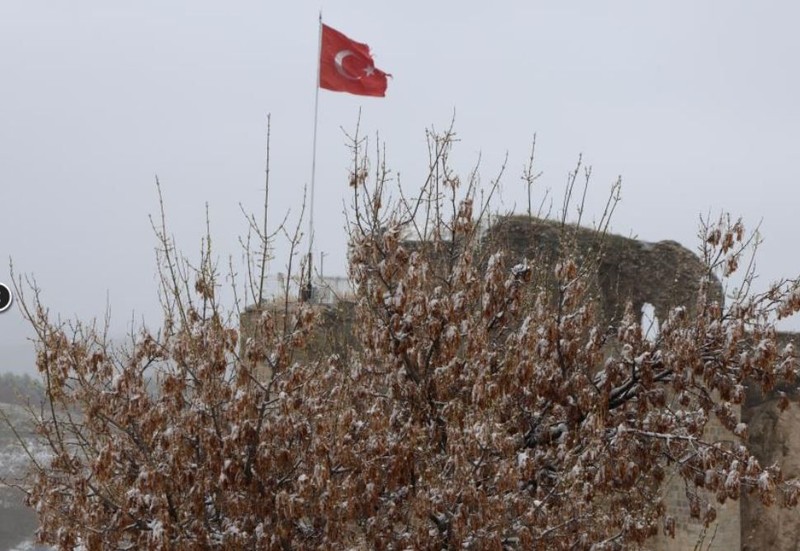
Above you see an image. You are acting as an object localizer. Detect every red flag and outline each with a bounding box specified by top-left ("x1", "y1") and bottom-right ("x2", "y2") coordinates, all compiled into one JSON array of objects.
[{"x1": 319, "y1": 24, "x2": 389, "y2": 97}]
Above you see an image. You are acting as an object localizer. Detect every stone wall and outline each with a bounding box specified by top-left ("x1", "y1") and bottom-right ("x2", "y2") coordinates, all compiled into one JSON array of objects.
[
  {"x1": 487, "y1": 217, "x2": 800, "y2": 550},
  {"x1": 483, "y1": 216, "x2": 723, "y2": 326},
  {"x1": 239, "y1": 298, "x2": 357, "y2": 382},
  {"x1": 740, "y1": 333, "x2": 800, "y2": 551},
  {"x1": 486, "y1": 217, "x2": 739, "y2": 550}
]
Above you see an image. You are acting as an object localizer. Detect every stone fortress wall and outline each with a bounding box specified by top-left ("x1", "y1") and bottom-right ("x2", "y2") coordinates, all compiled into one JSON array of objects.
[
  {"x1": 486, "y1": 217, "x2": 800, "y2": 550},
  {"x1": 487, "y1": 217, "x2": 739, "y2": 550}
]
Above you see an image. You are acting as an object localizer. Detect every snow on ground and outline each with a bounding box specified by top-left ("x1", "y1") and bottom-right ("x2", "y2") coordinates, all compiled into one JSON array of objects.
[{"x1": 0, "y1": 403, "x2": 51, "y2": 551}]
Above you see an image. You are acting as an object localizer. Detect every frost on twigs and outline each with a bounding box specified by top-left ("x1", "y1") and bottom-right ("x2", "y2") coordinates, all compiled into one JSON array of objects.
[{"x1": 7, "y1": 128, "x2": 800, "y2": 550}]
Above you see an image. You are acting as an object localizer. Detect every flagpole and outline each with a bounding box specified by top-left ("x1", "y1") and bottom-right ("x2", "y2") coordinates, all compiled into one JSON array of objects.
[{"x1": 305, "y1": 11, "x2": 323, "y2": 301}]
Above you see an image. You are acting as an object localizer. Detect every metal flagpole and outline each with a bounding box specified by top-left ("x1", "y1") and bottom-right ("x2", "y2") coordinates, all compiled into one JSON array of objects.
[{"x1": 305, "y1": 11, "x2": 323, "y2": 301}]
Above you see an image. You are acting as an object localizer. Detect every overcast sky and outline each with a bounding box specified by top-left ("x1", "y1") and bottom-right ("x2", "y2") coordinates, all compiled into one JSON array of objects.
[{"x1": 2, "y1": 1, "x2": 799, "y2": 375}]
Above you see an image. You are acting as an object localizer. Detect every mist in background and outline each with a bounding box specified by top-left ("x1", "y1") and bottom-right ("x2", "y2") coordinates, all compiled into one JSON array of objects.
[{"x1": 2, "y1": 1, "x2": 799, "y2": 376}]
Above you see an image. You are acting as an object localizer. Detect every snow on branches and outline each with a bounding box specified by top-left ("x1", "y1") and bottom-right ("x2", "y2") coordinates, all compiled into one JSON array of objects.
[{"x1": 6, "y1": 128, "x2": 800, "y2": 550}]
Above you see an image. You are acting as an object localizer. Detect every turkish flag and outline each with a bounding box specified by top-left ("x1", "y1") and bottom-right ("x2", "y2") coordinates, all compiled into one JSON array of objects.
[{"x1": 319, "y1": 24, "x2": 389, "y2": 97}]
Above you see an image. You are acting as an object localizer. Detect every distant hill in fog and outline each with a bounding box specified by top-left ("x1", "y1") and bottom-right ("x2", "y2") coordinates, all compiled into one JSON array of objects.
[
  {"x1": 0, "y1": 343, "x2": 36, "y2": 377},
  {"x1": 0, "y1": 374, "x2": 45, "y2": 408}
]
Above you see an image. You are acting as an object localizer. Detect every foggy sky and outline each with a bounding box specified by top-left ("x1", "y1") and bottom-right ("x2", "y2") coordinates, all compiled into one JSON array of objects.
[{"x1": 2, "y1": 1, "x2": 799, "y2": 375}]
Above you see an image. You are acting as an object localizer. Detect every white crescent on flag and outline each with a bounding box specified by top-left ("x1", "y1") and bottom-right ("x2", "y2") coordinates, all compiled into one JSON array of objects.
[{"x1": 334, "y1": 50, "x2": 361, "y2": 80}]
